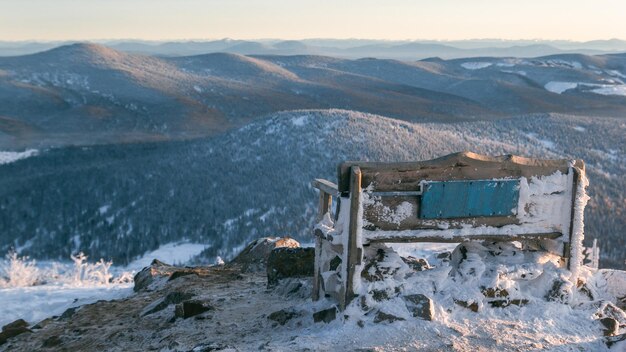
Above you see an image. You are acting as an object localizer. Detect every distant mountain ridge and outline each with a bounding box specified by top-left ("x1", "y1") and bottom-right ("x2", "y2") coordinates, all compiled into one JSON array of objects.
[
  {"x1": 1, "y1": 43, "x2": 626, "y2": 149},
  {"x1": 0, "y1": 109, "x2": 623, "y2": 269},
  {"x1": 3, "y1": 38, "x2": 626, "y2": 58}
]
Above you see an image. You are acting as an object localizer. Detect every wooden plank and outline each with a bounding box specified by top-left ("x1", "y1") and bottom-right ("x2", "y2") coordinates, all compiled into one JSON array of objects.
[
  {"x1": 312, "y1": 235, "x2": 321, "y2": 301},
  {"x1": 343, "y1": 166, "x2": 361, "y2": 310},
  {"x1": 565, "y1": 166, "x2": 580, "y2": 268},
  {"x1": 312, "y1": 192, "x2": 331, "y2": 301},
  {"x1": 420, "y1": 180, "x2": 520, "y2": 219},
  {"x1": 366, "y1": 232, "x2": 563, "y2": 243},
  {"x1": 312, "y1": 178, "x2": 339, "y2": 197},
  {"x1": 362, "y1": 193, "x2": 521, "y2": 231},
  {"x1": 317, "y1": 192, "x2": 332, "y2": 221},
  {"x1": 338, "y1": 152, "x2": 577, "y2": 192}
]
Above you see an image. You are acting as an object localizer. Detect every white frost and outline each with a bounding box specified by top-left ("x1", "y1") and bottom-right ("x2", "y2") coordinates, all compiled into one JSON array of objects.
[
  {"x1": 461, "y1": 62, "x2": 492, "y2": 70},
  {"x1": 544, "y1": 81, "x2": 578, "y2": 94},
  {"x1": 590, "y1": 84, "x2": 626, "y2": 96},
  {"x1": 125, "y1": 242, "x2": 208, "y2": 270},
  {"x1": 0, "y1": 149, "x2": 38, "y2": 165}
]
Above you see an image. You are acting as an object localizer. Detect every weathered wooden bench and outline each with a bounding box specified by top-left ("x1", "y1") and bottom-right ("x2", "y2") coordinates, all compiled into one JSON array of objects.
[{"x1": 311, "y1": 152, "x2": 588, "y2": 309}]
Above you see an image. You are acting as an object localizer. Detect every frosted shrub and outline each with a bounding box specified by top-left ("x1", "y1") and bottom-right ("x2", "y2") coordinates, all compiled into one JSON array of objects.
[
  {"x1": 0, "y1": 252, "x2": 41, "y2": 288},
  {"x1": 0, "y1": 251, "x2": 134, "y2": 288},
  {"x1": 89, "y1": 259, "x2": 113, "y2": 285}
]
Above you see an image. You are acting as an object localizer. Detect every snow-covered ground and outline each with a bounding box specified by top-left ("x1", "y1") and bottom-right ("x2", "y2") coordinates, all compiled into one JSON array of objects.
[
  {"x1": 0, "y1": 284, "x2": 132, "y2": 327},
  {"x1": 125, "y1": 242, "x2": 208, "y2": 271},
  {"x1": 545, "y1": 81, "x2": 578, "y2": 94},
  {"x1": 0, "y1": 242, "x2": 208, "y2": 327}
]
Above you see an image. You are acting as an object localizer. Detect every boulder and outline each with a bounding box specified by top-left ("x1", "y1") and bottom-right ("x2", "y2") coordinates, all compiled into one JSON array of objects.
[
  {"x1": 454, "y1": 299, "x2": 479, "y2": 312},
  {"x1": 133, "y1": 259, "x2": 176, "y2": 292},
  {"x1": 142, "y1": 291, "x2": 195, "y2": 316},
  {"x1": 313, "y1": 307, "x2": 337, "y2": 323},
  {"x1": 600, "y1": 317, "x2": 619, "y2": 337},
  {"x1": 403, "y1": 294, "x2": 434, "y2": 320},
  {"x1": 488, "y1": 299, "x2": 529, "y2": 308},
  {"x1": 133, "y1": 259, "x2": 211, "y2": 292},
  {"x1": 266, "y1": 247, "x2": 314, "y2": 287},
  {"x1": 42, "y1": 335, "x2": 63, "y2": 348},
  {"x1": 267, "y1": 309, "x2": 297, "y2": 326},
  {"x1": 0, "y1": 319, "x2": 31, "y2": 346},
  {"x1": 228, "y1": 237, "x2": 300, "y2": 273},
  {"x1": 545, "y1": 279, "x2": 572, "y2": 303},
  {"x1": 174, "y1": 300, "x2": 213, "y2": 319},
  {"x1": 373, "y1": 311, "x2": 405, "y2": 323},
  {"x1": 401, "y1": 256, "x2": 430, "y2": 271}
]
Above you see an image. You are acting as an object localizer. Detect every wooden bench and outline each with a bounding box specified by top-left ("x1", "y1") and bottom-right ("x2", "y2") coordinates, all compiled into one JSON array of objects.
[{"x1": 311, "y1": 152, "x2": 588, "y2": 309}]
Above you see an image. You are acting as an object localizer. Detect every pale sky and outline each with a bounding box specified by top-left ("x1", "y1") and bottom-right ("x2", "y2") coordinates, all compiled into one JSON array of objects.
[{"x1": 1, "y1": 0, "x2": 624, "y2": 42}]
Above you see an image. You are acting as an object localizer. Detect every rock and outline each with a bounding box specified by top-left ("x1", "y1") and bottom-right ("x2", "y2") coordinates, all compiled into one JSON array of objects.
[
  {"x1": 228, "y1": 237, "x2": 300, "y2": 273},
  {"x1": 454, "y1": 299, "x2": 479, "y2": 312},
  {"x1": 593, "y1": 301, "x2": 626, "y2": 327},
  {"x1": 373, "y1": 311, "x2": 405, "y2": 324},
  {"x1": 191, "y1": 342, "x2": 235, "y2": 351},
  {"x1": 59, "y1": 306, "x2": 80, "y2": 320},
  {"x1": 600, "y1": 317, "x2": 619, "y2": 337},
  {"x1": 42, "y1": 335, "x2": 63, "y2": 348},
  {"x1": 605, "y1": 333, "x2": 626, "y2": 348},
  {"x1": 488, "y1": 299, "x2": 529, "y2": 308},
  {"x1": 168, "y1": 270, "x2": 199, "y2": 282},
  {"x1": 401, "y1": 256, "x2": 430, "y2": 271},
  {"x1": 403, "y1": 294, "x2": 434, "y2": 321},
  {"x1": 545, "y1": 279, "x2": 572, "y2": 303},
  {"x1": 313, "y1": 307, "x2": 337, "y2": 323},
  {"x1": 266, "y1": 247, "x2": 314, "y2": 287},
  {"x1": 31, "y1": 318, "x2": 54, "y2": 330},
  {"x1": 370, "y1": 289, "x2": 391, "y2": 302},
  {"x1": 142, "y1": 291, "x2": 195, "y2": 316},
  {"x1": 481, "y1": 287, "x2": 509, "y2": 298},
  {"x1": 134, "y1": 259, "x2": 212, "y2": 292},
  {"x1": 133, "y1": 259, "x2": 176, "y2": 292},
  {"x1": 174, "y1": 300, "x2": 213, "y2": 319},
  {"x1": 436, "y1": 252, "x2": 452, "y2": 261},
  {"x1": 2, "y1": 319, "x2": 28, "y2": 331},
  {"x1": 267, "y1": 309, "x2": 297, "y2": 325},
  {"x1": 0, "y1": 319, "x2": 31, "y2": 346}
]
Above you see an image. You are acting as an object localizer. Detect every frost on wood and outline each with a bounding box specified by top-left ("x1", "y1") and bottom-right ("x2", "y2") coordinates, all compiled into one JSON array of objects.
[{"x1": 313, "y1": 153, "x2": 590, "y2": 313}]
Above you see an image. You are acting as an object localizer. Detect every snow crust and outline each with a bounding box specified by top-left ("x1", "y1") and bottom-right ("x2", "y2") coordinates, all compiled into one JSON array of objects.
[
  {"x1": 125, "y1": 242, "x2": 208, "y2": 270},
  {"x1": 461, "y1": 62, "x2": 492, "y2": 70},
  {"x1": 545, "y1": 81, "x2": 578, "y2": 94},
  {"x1": 591, "y1": 84, "x2": 626, "y2": 96},
  {"x1": 0, "y1": 284, "x2": 131, "y2": 327},
  {"x1": 0, "y1": 149, "x2": 38, "y2": 165}
]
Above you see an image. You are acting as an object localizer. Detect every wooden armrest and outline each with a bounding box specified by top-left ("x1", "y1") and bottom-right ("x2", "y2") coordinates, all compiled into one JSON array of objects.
[{"x1": 311, "y1": 178, "x2": 339, "y2": 197}]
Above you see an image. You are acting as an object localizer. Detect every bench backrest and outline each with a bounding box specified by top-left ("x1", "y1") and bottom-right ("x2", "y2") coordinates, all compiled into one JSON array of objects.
[{"x1": 338, "y1": 152, "x2": 584, "y2": 250}]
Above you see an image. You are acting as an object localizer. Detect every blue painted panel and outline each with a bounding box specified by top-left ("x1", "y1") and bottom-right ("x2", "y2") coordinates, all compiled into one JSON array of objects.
[{"x1": 420, "y1": 180, "x2": 519, "y2": 219}]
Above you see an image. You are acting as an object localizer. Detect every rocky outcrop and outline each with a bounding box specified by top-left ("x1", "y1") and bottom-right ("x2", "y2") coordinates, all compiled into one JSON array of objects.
[
  {"x1": 174, "y1": 300, "x2": 213, "y2": 319},
  {"x1": 0, "y1": 319, "x2": 31, "y2": 346},
  {"x1": 133, "y1": 259, "x2": 215, "y2": 292},
  {"x1": 266, "y1": 247, "x2": 314, "y2": 287},
  {"x1": 227, "y1": 237, "x2": 300, "y2": 273}
]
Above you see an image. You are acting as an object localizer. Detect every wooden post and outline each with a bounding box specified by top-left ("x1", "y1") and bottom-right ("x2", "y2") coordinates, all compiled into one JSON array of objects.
[
  {"x1": 343, "y1": 166, "x2": 361, "y2": 309},
  {"x1": 565, "y1": 167, "x2": 580, "y2": 270},
  {"x1": 312, "y1": 191, "x2": 332, "y2": 301}
]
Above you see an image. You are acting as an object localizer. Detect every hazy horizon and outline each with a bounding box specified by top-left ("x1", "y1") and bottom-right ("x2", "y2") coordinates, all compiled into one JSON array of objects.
[
  {"x1": 2, "y1": 37, "x2": 626, "y2": 44},
  {"x1": 2, "y1": 0, "x2": 626, "y2": 42}
]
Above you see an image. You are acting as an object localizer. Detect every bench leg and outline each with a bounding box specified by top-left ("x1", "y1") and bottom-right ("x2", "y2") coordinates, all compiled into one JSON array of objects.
[{"x1": 342, "y1": 166, "x2": 362, "y2": 310}]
